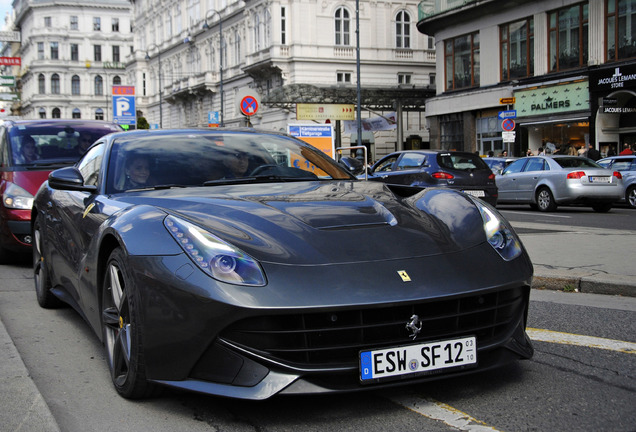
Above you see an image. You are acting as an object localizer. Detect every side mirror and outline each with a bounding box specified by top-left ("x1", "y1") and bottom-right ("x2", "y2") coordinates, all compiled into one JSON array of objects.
[
  {"x1": 339, "y1": 156, "x2": 365, "y2": 176},
  {"x1": 48, "y1": 167, "x2": 97, "y2": 193}
]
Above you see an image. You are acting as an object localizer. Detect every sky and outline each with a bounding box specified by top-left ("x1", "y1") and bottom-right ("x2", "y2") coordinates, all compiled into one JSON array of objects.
[{"x1": 0, "y1": 0, "x2": 11, "y2": 30}]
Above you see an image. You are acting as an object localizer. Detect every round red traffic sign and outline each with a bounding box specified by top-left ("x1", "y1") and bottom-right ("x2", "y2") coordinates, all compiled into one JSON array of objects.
[
  {"x1": 240, "y1": 96, "x2": 259, "y2": 116},
  {"x1": 502, "y1": 118, "x2": 515, "y2": 131}
]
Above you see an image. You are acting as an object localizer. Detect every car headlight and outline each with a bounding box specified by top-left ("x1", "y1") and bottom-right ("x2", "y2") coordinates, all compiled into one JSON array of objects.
[
  {"x1": 2, "y1": 183, "x2": 35, "y2": 210},
  {"x1": 164, "y1": 215, "x2": 266, "y2": 286},
  {"x1": 473, "y1": 199, "x2": 522, "y2": 261}
]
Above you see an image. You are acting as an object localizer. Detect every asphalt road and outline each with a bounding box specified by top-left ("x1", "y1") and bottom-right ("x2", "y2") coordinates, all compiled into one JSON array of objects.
[{"x1": 1, "y1": 208, "x2": 635, "y2": 431}]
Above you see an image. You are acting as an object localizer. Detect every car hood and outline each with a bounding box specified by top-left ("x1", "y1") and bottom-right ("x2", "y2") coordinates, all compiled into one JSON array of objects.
[{"x1": 117, "y1": 181, "x2": 487, "y2": 265}]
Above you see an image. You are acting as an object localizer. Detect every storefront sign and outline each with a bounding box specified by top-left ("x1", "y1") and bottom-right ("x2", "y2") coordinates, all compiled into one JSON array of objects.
[
  {"x1": 515, "y1": 81, "x2": 589, "y2": 118},
  {"x1": 590, "y1": 63, "x2": 636, "y2": 92},
  {"x1": 296, "y1": 103, "x2": 355, "y2": 121},
  {"x1": 0, "y1": 76, "x2": 15, "y2": 87}
]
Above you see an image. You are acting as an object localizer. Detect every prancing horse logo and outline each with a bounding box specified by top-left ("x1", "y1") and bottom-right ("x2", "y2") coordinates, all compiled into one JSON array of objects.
[{"x1": 405, "y1": 314, "x2": 423, "y2": 340}]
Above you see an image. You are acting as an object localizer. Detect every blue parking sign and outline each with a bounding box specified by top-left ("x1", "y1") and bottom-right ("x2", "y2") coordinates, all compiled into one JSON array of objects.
[{"x1": 112, "y1": 95, "x2": 136, "y2": 125}]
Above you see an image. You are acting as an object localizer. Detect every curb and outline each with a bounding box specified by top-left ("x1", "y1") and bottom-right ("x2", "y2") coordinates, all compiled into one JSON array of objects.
[{"x1": 532, "y1": 267, "x2": 636, "y2": 297}]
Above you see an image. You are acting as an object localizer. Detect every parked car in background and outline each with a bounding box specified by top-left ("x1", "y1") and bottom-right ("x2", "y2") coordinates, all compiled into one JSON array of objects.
[
  {"x1": 483, "y1": 157, "x2": 518, "y2": 175},
  {"x1": 0, "y1": 119, "x2": 122, "y2": 261},
  {"x1": 496, "y1": 155, "x2": 624, "y2": 212},
  {"x1": 597, "y1": 155, "x2": 636, "y2": 209},
  {"x1": 33, "y1": 128, "x2": 533, "y2": 400},
  {"x1": 366, "y1": 150, "x2": 498, "y2": 206}
]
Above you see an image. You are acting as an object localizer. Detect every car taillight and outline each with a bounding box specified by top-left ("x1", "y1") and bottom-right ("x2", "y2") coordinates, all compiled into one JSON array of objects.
[
  {"x1": 566, "y1": 171, "x2": 585, "y2": 179},
  {"x1": 613, "y1": 171, "x2": 622, "y2": 179},
  {"x1": 488, "y1": 173, "x2": 496, "y2": 180},
  {"x1": 432, "y1": 172, "x2": 454, "y2": 180}
]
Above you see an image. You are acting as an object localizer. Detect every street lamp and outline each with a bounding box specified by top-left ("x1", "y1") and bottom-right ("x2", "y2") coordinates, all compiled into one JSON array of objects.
[
  {"x1": 202, "y1": 10, "x2": 224, "y2": 127},
  {"x1": 145, "y1": 44, "x2": 162, "y2": 128}
]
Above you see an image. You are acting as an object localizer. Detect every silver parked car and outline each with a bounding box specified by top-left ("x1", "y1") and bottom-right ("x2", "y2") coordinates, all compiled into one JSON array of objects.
[
  {"x1": 597, "y1": 155, "x2": 636, "y2": 209},
  {"x1": 496, "y1": 155, "x2": 624, "y2": 212}
]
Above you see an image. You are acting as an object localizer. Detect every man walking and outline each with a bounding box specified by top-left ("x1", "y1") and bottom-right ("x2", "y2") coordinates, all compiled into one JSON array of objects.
[{"x1": 587, "y1": 144, "x2": 601, "y2": 161}]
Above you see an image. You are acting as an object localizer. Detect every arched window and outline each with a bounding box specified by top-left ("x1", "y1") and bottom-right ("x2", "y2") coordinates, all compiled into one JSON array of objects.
[
  {"x1": 95, "y1": 75, "x2": 103, "y2": 95},
  {"x1": 38, "y1": 74, "x2": 46, "y2": 94},
  {"x1": 72, "y1": 108, "x2": 81, "y2": 119},
  {"x1": 335, "y1": 7, "x2": 350, "y2": 46},
  {"x1": 38, "y1": 108, "x2": 46, "y2": 119},
  {"x1": 95, "y1": 108, "x2": 104, "y2": 120},
  {"x1": 396, "y1": 11, "x2": 411, "y2": 49},
  {"x1": 113, "y1": 75, "x2": 121, "y2": 85},
  {"x1": 72, "y1": 75, "x2": 80, "y2": 95},
  {"x1": 51, "y1": 73, "x2": 60, "y2": 94},
  {"x1": 52, "y1": 108, "x2": 61, "y2": 118}
]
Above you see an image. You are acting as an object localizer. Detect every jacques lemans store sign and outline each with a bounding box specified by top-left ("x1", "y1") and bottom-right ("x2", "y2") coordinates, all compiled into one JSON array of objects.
[
  {"x1": 590, "y1": 63, "x2": 636, "y2": 92},
  {"x1": 514, "y1": 81, "x2": 590, "y2": 118}
]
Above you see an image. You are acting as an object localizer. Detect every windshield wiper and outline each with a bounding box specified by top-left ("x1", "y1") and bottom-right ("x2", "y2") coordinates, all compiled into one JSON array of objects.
[{"x1": 203, "y1": 175, "x2": 316, "y2": 186}]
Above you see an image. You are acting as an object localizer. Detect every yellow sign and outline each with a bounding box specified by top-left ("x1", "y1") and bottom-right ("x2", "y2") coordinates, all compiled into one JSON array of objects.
[
  {"x1": 500, "y1": 97, "x2": 516, "y2": 104},
  {"x1": 296, "y1": 103, "x2": 355, "y2": 121}
]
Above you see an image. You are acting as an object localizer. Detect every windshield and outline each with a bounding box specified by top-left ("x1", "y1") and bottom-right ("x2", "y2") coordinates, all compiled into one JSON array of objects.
[
  {"x1": 106, "y1": 131, "x2": 354, "y2": 193},
  {"x1": 9, "y1": 122, "x2": 121, "y2": 166},
  {"x1": 437, "y1": 152, "x2": 489, "y2": 171}
]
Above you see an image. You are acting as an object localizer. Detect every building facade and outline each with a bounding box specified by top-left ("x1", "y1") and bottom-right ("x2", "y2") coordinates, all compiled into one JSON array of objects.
[
  {"x1": 10, "y1": 0, "x2": 133, "y2": 121},
  {"x1": 127, "y1": 0, "x2": 436, "y2": 161},
  {"x1": 417, "y1": 0, "x2": 636, "y2": 158}
]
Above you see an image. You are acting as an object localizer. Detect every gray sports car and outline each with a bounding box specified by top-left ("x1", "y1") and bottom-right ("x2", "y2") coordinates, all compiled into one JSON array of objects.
[
  {"x1": 32, "y1": 129, "x2": 533, "y2": 400},
  {"x1": 496, "y1": 155, "x2": 624, "y2": 212}
]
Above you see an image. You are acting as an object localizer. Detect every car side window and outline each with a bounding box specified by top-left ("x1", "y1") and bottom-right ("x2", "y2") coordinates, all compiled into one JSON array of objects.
[
  {"x1": 612, "y1": 161, "x2": 631, "y2": 171},
  {"x1": 77, "y1": 142, "x2": 105, "y2": 187},
  {"x1": 374, "y1": 155, "x2": 398, "y2": 173},
  {"x1": 523, "y1": 158, "x2": 545, "y2": 172},
  {"x1": 396, "y1": 154, "x2": 425, "y2": 171},
  {"x1": 502, "y1": 158, "x2": 526, "y2": 174}
]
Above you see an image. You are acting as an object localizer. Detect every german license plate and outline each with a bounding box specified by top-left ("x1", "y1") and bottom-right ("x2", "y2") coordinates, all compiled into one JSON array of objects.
[
  {"x1": 359, "y1": 336, "x2": 477, "y2": 383},
  {"x1": 464, "y1": 190, "x2": 485, "y2": 197},
  {"x1": 589, "y1": 176, "x2": 610, "y2": 183}
]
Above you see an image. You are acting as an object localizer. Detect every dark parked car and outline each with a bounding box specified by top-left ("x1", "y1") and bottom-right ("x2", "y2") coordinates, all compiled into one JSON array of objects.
[
  {"x1": 33, "y1": 129, "x2": 533, "y2": 400},
  {"x1": 496, "y1": 155, "x2": 624, "y2": 212},
  {"x1": 366, "y1": 150, "x2": 498, "y2": 206},
  {"x1": 0, "y1": 119, "x2": 122, "y2": 261},
  {"x1": 597, "y1": 155, "x2": 636, "y2": 208}
]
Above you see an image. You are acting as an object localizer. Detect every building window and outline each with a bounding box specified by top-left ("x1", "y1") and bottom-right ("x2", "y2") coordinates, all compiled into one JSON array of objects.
[
  {"x1": 112, "y1": 18, "x2": 119, "y2": 32},
  {"x1": 335, "y1": 7, "x2": 350, "y2": 46},
  {"x1": 72, "y1": 108, "x2": 81, "y2": 119},
  {"x1": 38, "y1": 74, "x2": 45, "y2": 94},
  {"x1": 72, "y1": 75, "x2": 80, "y2": 95},
  {"x1": 37, "y1": 42, "x2": 44, "y2": 60},
  {"x1": 428, "y1": 37, "x2": 435, "y2": 50},
  {"x1": 113, "y1": 76, "x2": 121, "y2": 85},
  {"x1": 281, "y1": 6, "x2": 287, "y2": 45},
  {"x1": 548, "y1": 3, "x2": 589, "y2": 72},
  {"x1": 94, "y1": 45, "x2": 102, "y2": 62},
  {"x1": 51, "y1": 74, "x2": 60, "y2": 94},
  {"x1": 95, "y1": 108, "x2": 104, "y2": 120},
  {"x1": 398, "y1": 73, "x2": 412, "y2": 85},
  {"x1": 445, "y1": 32, "x2": 480, "y2": 90},
  {"x1": 500, "y1": 18, "x2": 534, "y2": 81},
  {"x1": 70, "y1": 16, "x2": 78, "y2": 30},
  {"x1": 337, "y1": 72, "x2": 352, "y2": 83},
  {"x1": 606, "y1": 0, "x2": 636, "y2": 61},
  {"x1": 95, "y1": 75, "x2": 104, "y2": 95},
  {"x1": 113, "y1": 45, "x2": 120, "y2": 63},
  {"x1": 52, "y1": 108, "x2": 61, "y2": 119},
  {"x1": 71, "y1": 44, "x2": 79, "y2": 61},
  {"x1": 93, "y1": 17, "x2": 101, "y2": 31},
  {"x1": 39, "y1": 108, "x2": 46, "y2": 119},
  {"x1": 50, "y1": 42, "x2": 59, "y2": 60},
  {"x1": 396, "y1": 11, "x2": 411, "y2": 49},
  {"x1": 44, "y1": 17, "x2": 51, "y2": 27}
]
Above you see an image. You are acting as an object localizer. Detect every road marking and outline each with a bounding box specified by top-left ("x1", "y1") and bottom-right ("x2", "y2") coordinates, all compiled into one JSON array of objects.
[
  {"x1": 390, "y1": 394, "x2": 502, "y2": 431},
  {"x1": 527, "y1": 328, "x2": 636, "y2": 354}
]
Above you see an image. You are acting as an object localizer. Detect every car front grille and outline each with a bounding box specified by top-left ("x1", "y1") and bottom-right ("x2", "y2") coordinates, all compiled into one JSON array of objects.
[{"x1": 220, "y1": 286, "x2": 528, "y2": 368}]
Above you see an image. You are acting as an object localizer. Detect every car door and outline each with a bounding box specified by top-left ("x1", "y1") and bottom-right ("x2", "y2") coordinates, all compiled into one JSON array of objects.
[
  {"x1": 496, "y1": 158, "x2": 527, "y2": 201},
  {"x1": 367, "y1": 154, "x2": 399, "y2": 183},
  {"x1": 515, "y1": 157, "x2": 547, "y2": 202}
]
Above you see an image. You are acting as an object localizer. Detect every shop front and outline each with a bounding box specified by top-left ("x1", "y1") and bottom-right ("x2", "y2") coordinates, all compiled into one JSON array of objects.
[
  {"x1": 514, "y1": 79, "x2": 591, "y2": 156},
  {"x1": 589, "y1": 63, "x2": 636, "y2": 157}
]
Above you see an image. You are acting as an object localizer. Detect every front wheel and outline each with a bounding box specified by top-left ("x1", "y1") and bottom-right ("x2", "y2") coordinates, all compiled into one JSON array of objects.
[
  {"x1": 626, "y1": 185, "x2": 636, "y2": 209},
  {"x1": 102, "y1": 247, "x2": 157, "y2": 399},
  {"x1": 536, "y1": 187, "x2": 557, "y2": 212},
  {"x1": 33, "y1": 217, "x2": 62, "y2": 308}
]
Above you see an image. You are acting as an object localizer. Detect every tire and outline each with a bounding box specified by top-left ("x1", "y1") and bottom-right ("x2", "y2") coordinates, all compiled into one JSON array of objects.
[
  {"x1": 33, "y1": 217, "x2": 63, "y2": 308},
  {"x1": 626, "y1": 185, "x2": 636, "y2": 209},
  {"x1": 102, "y1": 247, "x2": 157, "y2": 399},
  {"x1": 536, "y1": 187, "x2": 557, "y2": 212},
  {"x1": 592, "y1": 203, "x2": 612, "y2": 213}
]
